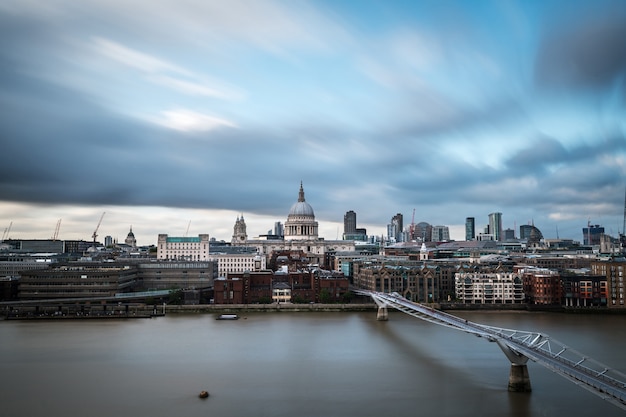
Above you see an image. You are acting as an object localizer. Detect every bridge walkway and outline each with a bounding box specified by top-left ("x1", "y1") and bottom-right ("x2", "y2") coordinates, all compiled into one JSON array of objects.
[{"x1": 357, "y1": 290, "x2": 626, "y2": 411}]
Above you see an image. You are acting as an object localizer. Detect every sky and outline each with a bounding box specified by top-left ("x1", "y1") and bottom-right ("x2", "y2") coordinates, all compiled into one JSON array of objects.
[{"x1": 1, "y1": 0, "x2": 626, "y2": 246}]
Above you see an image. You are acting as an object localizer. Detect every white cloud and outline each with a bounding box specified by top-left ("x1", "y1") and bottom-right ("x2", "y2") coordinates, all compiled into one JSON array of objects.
[
  {"x1": 92, "y1": 37, "x2": 188, "y2": 75},
  {"x1": 92, "y1": 38, "x2": 242, "y2": 101},
  {"x1": 152, "y1": 109, "x2": 236, "y2": 132},
  {"x1": 147, "y1": 75, "x2": 242, "y2": 100}
]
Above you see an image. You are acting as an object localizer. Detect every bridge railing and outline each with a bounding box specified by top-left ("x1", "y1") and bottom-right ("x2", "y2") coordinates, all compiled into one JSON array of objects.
[
  {"x1": 357, "y1": 289, "x2": 626, "y2": 409},
  {"x1": 478, "y1": 323, "x2": 626, "y2": 391}
]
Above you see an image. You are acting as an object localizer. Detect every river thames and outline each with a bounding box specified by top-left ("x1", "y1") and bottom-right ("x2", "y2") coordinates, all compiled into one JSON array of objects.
[{"x1": 1, "y1": 310, "x2": 625, "y2": 417}]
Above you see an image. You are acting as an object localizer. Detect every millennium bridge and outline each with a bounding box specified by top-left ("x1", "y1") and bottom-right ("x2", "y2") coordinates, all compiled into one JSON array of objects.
[{"x1": 356, "y1": 290, "x2": 626, "y2": 412}]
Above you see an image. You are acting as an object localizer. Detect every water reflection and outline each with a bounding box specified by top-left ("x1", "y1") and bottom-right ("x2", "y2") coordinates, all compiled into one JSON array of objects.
[{"x1": 0, "y1": 311, "x2": 624, "y2": 417}]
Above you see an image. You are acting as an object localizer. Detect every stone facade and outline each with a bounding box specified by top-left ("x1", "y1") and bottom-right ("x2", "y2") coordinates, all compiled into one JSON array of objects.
[{"x1": 157, "y1": 234, "x2": 210, "y2": 261}]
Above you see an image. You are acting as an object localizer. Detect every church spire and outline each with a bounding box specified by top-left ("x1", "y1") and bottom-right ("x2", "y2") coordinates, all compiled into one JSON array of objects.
[{"x1": 298, "y1": 181, "x2": 305, "y2": 202}]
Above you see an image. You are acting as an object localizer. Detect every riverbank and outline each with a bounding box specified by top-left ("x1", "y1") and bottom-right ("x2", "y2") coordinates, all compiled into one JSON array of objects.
[
  {"x1": 5, "y1": 301, "x2": 624, "y2": 319},
  {"x1": 164, "y1": 303, "x2": 378, "y2": 314}
]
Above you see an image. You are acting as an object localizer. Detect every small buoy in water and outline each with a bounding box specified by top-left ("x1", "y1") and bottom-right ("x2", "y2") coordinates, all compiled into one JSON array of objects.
[{"x1": 199, "y1": 390, "x2": 209, "y2": 399}]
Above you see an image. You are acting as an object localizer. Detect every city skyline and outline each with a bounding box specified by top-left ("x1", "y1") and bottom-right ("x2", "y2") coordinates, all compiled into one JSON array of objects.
[{"x1": 1, "y1": 1, "x2": 625, "y2": 246}]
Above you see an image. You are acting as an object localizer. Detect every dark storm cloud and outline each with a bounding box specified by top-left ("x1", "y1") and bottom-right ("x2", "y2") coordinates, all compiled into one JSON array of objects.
[
  {"x1": 507, "y1": 134, "x2": 626, "y2": 173},
  {"x1": 535, "y1": 9, "x2": 626, "y2": 89},
  {"x1": 506, "y1": 136, "x2": 567, "y2": 170},
  {"x1": 389, "y1": 94, "x2": 528, "y2": 143},
  {"x1": 0, "y1": 58, "x2": 348, "y2": 215}
]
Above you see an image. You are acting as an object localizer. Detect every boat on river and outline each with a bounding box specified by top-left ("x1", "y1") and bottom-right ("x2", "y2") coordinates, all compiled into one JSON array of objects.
[{"x1": 216, "y1": 314, "x2": 239, "y2": 320}]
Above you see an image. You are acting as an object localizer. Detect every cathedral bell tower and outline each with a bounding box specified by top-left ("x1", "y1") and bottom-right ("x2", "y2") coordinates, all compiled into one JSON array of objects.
[{"x1": 231, "y1": 215, "x2": 248, "y2": 245}]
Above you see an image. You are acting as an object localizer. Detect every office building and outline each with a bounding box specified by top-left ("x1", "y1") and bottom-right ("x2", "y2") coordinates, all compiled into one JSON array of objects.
[
  {"x1": 465, "y1": 217, "x2": 475, "y2": 241},
  {"x1": 583, "y1": 224, "x2": 604, "y2": 246},
  {"x1": 344, "y1": 211, "x2": 357, "y2": 235},
  {"x1": 388, "y1": 213, "x2": 403, "y2": 243},
  {"x1": 157, "y1": 234, "x2": 210, "y2": 261},
  {"x1": 431, "y1": 225, "x2": 450, "y2": 242},
  {"x1": 488, "y1": 212, "x2": 503, "y2": 241}
]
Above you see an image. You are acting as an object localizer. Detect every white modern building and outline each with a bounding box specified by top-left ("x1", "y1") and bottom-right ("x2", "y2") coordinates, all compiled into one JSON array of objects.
[
  {"x1": 455, "y1": 272, "x2": 524, "y2": 304},
  {"x1": 209, "y1": 252, "x2": 266, "y2": 277},
  {"x1": 157, "y1": 234, "x2": 210, "y2": 261}
]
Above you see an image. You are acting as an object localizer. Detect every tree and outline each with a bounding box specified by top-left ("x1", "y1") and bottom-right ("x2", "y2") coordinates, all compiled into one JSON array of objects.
[{"x1": 320, "y1": 289, "x2": 332, "y2": 304}]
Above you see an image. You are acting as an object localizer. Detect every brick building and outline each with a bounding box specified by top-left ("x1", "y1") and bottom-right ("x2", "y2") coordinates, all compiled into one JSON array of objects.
[
  {"x1": 213, "y1": 269, "x2": 349, "y2": 304},
  {"x1": 518, "y1": 267, "x2": 563, "y2": 305}
]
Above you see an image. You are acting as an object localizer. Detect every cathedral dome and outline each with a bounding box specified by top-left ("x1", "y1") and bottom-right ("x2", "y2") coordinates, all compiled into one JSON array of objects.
[
  {"x1": 289, "y1": 201, "x2": 315, "y2": 217},
  {"x1": 285, "y1": 182, "x2": 318, "y2": 240},
  {"x1": 288, "y1": 183, "x2": 315, "y2": 218}
]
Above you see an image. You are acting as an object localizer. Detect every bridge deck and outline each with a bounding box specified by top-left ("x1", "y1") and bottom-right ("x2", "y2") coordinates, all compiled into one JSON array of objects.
[{"x1": 358, "y1": 290, "x2": 626, "y2": 411}]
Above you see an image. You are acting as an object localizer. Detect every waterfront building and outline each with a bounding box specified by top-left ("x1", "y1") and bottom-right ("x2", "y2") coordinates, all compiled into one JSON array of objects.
[
  {"x1": 455, "y1": 272, "x2": 524, "y2": 304},
  {"x1": 210, "y1": 252, "x2": 266, "y2": 277},
  {"x1": 488, "y1": 212, "x2": 503, "y2": 241},
  {"x1": 213, "y1": 268, "x2": 349, "y2": 304},
  {"x1": 561, "y1": 273, "x2": 607, "y2": 307},
  {"x1": 18, "y1": 263, "x2": 138, "y2": 300},
  {"x1": 135, "y1": 261, "x2": 217, "y2": 293},
  {"x1": 465, "y1": 217, "x2": 475, "y2": 241},
  {"x1": 156, "y1": 234, "x2": 210, "y2": 261},
  {"x1": 352, "y1": 258, "x2": 440, "y2": 303},
  {"x1": 591, "y1": 260, "x2": 626, "y2": 308},
  {"x1": 518, "y1": 267, "x2": 562, "y2": 305}
]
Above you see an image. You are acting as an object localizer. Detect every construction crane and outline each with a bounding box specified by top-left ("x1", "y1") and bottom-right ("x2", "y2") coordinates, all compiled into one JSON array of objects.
[
  {"x1": 185, "y1": 220, "x2": 191, "y2": 237},
  {"x1": 52, "y1": 219, "x2": 62, "y2": 240},
  {"x1": 621, "y1": 187, "x2": 626, "y2": 252},
  {"x1": 1, "y1": 221, "x2": 12, "y2": 243},
  {"x1": 92, "y1": 212, "x2": 105, "y2": 246}
]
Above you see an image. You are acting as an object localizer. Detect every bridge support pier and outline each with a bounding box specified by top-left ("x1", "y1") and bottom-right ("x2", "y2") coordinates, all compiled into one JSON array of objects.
[
  {"x1": 376, "y1": 306, "x2": 388, "y2": 321},
  {"x1": 508, "y1": 364, "x2": 532, "y2": 392},
  {"x1": 496, "y1": 339, "x2": 532, "y2": 392}
]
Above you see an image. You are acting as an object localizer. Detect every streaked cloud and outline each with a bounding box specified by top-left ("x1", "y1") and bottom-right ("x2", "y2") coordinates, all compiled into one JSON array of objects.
[
  {"x1": 0, "y1": 0, "x2": 625, "y2": 245},
  {"x1": 151, "y1": 109, "x2": 236, "y2": 132}
]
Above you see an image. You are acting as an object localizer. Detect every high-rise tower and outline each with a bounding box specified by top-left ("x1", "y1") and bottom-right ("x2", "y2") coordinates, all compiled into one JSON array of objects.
[
  {"x1": 344, "y1": 211, "x2": 357, "y2": 235},
  {"x1": 388, "y1": 213, "x2": 403, "y2": 242},
  {"x1": 465, "y1": 217, "x2": 475, "y2": 241},
  {"x1": 488, "y1": 212, "x2": 503, "y2": 241}
]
